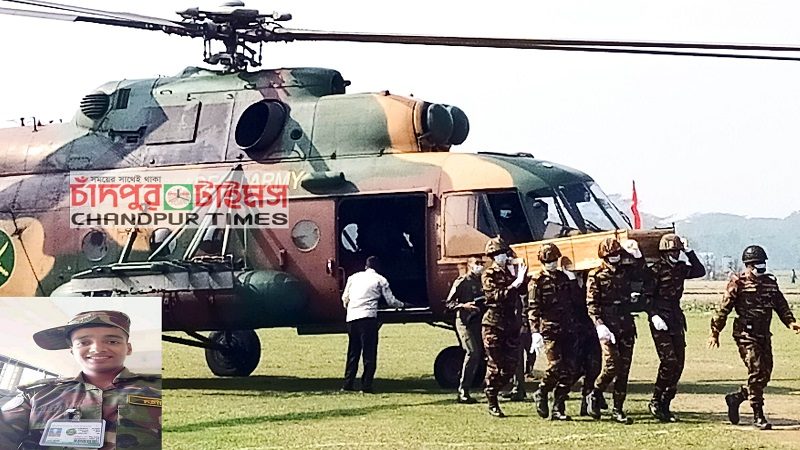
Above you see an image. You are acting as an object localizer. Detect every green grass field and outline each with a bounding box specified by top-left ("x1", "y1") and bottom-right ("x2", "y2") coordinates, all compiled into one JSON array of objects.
[{"x1": 163, "y1": 284, "x2": 800, "y2": 449}]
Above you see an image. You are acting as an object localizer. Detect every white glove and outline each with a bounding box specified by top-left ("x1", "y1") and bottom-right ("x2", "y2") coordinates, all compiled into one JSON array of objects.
[
  {"x1": 596, "y1": 324, "x2": 616, "y2": 344},
  {"x1": 680, "y1": 237, "x2": 691, "y2": 252},
  {"x1": 530, "y1": 332, "x2": 545, "y2": 356},
  {"x1": 651, "y1": 315, "x2": 668, "y2": 331},
  {"x1": 510, "y1": 263, "x2": 528, "y2": 289}
]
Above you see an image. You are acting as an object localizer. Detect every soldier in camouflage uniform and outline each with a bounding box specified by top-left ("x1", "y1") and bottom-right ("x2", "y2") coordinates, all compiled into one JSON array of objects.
[
  {"x1": 528, "y1": 243, "x2": 580, "y2": 421},
  {"x1": 481, "y1": 237, "x2": 527, "y2": 417},
  {"x1": 586, "y1": 237, "x2": 636, "y2": 424},
  {"x1": 0, "y1": 310, "x2": 161, "y2": 449},
  {"x1": 709, "y1": 245, "x2": 800, "y2": 430},
  {"x1": 646, "y1": 234, "x2": 705, "y2": 422},
  {"x1": 563, "y1": 255, "x2": 602, "y2": 419},
  {"x1": 445, "y1": 256, "x2": 486, "y2": 404},
  {"x1": 502, "y1": 269, "x2": 528, "y2": 403}
]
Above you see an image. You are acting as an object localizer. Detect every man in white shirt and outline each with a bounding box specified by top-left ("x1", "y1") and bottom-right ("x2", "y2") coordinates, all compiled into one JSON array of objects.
[{"x1": 341, "y1": 256, "x2": 407, "y2": 393}]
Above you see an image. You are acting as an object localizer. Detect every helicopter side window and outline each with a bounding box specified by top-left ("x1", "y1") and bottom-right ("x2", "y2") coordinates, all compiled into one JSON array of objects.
[
  {"x1": 484, "y1": 191, "x2": 533, "y2": 245},
  {"x1": 442, "y1": 193, "x2": 496, "y2": 257},
  {"x1": 442, "y1": 190, "x2": 531, "y2": 256},
  {"x1": 525, "y1": 189, "x2": 581, "y2": 239}
]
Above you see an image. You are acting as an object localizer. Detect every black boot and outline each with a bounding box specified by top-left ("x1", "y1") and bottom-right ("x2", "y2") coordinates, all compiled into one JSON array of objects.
[
  {"x1": 649, "y1": 389, "x2": 666, "y2": 422},
  {"x1": 487, "y1": 393, "x2": 505, "y2": 418},
  {"x1": 611, "y1": 408, "x2": 633, "y2": 425},
  {"x1": 612, "y1": 394, "x2": 633, "y2": 424},
  {"x1": 661, "y1": 392, "x2": 678, "y2": 423},
  {"x1": 725, "y1": 388, "x2": 746, "y2": 425},
  {"x1": 598, "y1": 392, "x2": 609, "y2": 410},
  {"x1": 586, "y1": 389, "x2": 602, "y2": 420},
  {"x1": 457, "y1": 389, "x2": 477, "y2": 404},
  {"x1": 649, "y1": 398, "x2": 666, "y2": 422},
  {"x1": 551, "y1": 386, "x2": 572, "y2": 421},
  {"x1": 533, "y1": 388, "x2": 549, "y2": 418},
  {"x1": 580, "y1": 391, "x2": 589, "y2": 417},
  {"x1": 752, "y1": 404, "x2": 772, "y2": 430}
]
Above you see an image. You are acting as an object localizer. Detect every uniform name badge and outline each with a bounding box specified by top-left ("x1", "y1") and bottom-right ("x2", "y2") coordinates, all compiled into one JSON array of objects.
[{"x1": 40, "y1": 418, "x2": 106, "y2": 448}]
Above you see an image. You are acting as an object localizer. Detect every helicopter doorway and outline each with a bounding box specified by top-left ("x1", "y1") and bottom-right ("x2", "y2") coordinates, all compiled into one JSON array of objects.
[{"x1": 337, "y1": 194, "x2": 429, "y2": 307}]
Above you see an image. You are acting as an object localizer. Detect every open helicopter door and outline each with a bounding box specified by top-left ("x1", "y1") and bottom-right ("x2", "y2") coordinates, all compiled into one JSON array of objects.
[{"x1": 336, "y1": 193, "x2": 430, "y2": 318}]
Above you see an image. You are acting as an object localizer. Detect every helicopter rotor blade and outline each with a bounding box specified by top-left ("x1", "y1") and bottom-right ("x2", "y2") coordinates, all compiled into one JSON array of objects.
[
  {"x1": 528, "y1": 44, "x2": 800, "y2": 62},
  {"x1": 0, "y1": 5, "x2": 74, "y2": 20},
  {"x1": 0, "y1": 5, "x2": 194, "y2": 35},
  {"x1": 0, "y1": 0, "x2": 191, "y2": 33},
  {"x1": 275, "y1": 29, "x2": 800, "y2": 61}
]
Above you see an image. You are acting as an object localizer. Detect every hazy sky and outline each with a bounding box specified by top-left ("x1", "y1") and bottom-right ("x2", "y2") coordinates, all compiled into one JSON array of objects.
[{"x1": 0, "y1": 0, "x2": 797, "y2": 218}]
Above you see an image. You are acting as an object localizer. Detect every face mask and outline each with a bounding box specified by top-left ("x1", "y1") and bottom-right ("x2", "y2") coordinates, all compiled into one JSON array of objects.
[
  {"x1": 544, "y1": 261, "x2": 558, "y2": 271},
  {"x1": 470, "y1": 264, "x2": 484, "y2": 275},
  {"x1": 493, "y1": 254, "x2": 509, "y2": 266},
  {"x1": 753, "y1": 263, "x2": 767, "y2": 274},
  {"x1": 606, "y1": 255, "x2": 621, "y2": 264}
]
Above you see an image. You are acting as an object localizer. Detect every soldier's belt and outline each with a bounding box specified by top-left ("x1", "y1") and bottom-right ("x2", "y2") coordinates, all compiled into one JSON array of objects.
[{"x1": 733, "y1": 317, "x2": 770, "y2": 335}]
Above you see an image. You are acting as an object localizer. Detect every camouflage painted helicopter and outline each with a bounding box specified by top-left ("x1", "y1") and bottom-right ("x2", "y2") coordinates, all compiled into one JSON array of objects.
[{"x1": 1, "y1": 0, "x2": 798, "y2": 387}]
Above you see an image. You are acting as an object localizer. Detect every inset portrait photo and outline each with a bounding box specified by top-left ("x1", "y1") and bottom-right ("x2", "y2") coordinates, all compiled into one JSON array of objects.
[{"x1": 0, "y1": 297, "x2": 161, "y2": 449}]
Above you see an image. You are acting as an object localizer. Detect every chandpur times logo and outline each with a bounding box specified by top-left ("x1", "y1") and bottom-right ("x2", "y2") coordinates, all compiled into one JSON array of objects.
[{"x1": 68, "y1": 170, "x2": 297, "y2": 228}]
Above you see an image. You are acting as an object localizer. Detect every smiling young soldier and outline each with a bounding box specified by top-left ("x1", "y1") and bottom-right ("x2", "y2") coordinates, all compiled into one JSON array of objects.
[{"x1": 0, "y1": 310, "x2": 161, "y2": 449}]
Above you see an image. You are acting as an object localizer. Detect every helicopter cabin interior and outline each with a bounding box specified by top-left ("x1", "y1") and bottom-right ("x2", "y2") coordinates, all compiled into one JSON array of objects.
[{"x1": 337, "y1": 194, "x2": 428, "y2": 307}]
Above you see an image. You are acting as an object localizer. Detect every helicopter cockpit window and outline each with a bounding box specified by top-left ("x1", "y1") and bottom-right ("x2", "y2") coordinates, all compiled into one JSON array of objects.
[
  {"x1": 557, "y1": 182, "x2": 629, "y2": 232},
  {"x1": 524, "y1": 189, "x2": 580, "y2": 240}
]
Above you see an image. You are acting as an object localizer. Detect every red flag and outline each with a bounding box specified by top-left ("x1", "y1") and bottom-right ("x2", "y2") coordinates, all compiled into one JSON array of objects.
[{"x1": 631, "y1": 180, "x2": 642, "y2": 229}]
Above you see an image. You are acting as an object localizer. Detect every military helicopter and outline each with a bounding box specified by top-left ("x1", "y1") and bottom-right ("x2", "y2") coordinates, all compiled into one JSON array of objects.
[{"x1": 1, "y1": 0, "x2": 799, "y2": 387}]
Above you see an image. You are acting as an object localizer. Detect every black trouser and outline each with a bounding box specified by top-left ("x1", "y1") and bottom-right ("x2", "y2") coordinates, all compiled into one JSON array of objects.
[{"x1": 343, "y1": 317, "x2": 379, "y2": 389}]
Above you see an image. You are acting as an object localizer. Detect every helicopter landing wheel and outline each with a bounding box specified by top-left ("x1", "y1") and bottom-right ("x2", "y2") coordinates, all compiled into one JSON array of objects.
[
  {"x1": 434, "y1": 346, "x2": 486, "y2": 389},
  {"x1": 205, "y1": 330, "x2": 261, "y2": 377}
]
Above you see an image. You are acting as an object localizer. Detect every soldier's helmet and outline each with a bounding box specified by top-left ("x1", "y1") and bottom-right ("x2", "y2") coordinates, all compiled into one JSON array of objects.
[
  {"x1": 659, "y1": 233, "x2": 684, "y2": 252},
  {"x1": 742, "y1": 245, "x2": 768, "y2": 264},
  {"x1": 484, "y1": 236, "x2": 510, "y2": 256},
  {"x1": 598, "y1": 237, "x2": 622, "y2": 258},
  {"x1": 538, "y1": 243, "x2": 562, "y2": 263}
]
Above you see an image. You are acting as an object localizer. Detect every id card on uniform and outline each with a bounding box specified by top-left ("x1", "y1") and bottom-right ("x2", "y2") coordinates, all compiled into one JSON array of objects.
[{"x1": 40, "y1": 419, "x2": 106, "y2": 448}]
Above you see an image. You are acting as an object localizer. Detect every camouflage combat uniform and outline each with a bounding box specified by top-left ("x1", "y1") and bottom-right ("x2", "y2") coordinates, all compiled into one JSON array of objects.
[
  {"x1": 648, "y1": 251, "x2": 705, "y2": 408},
  {"x1": 568, "y1": 275, "x2": 601, "y2": 413},
  {"x1": 445, "y1": 270, "x2": 485, "y2": 399},
  {"x1": 528, "y1": 268, "x2": 580, "y2": 416},
  {"x1": 0, "y1": 368, "x2": 162, "y2": 449},
  {"x1": 507, "y1": 291, "x2": 529, "y2": 400},
  {"x1": 711, "y1": 271, "x2": 796, "y2": 409},
  {"x1": 481, "y1": 263, "x2": 523, "y2": 404},
  {"x1": 586, "y1": 261, "x2": 636, "y2": 411}
]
